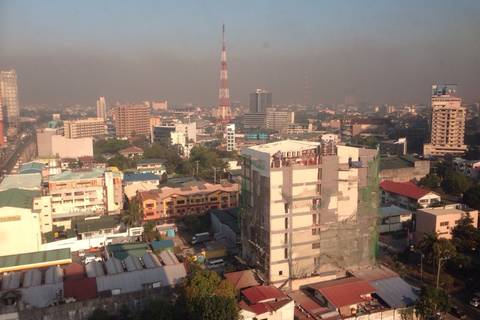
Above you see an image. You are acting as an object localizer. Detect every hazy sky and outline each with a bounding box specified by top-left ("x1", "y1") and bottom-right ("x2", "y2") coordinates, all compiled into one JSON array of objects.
[{"x1": 1, "y1": 0, "x2": 480, "y2": 107}]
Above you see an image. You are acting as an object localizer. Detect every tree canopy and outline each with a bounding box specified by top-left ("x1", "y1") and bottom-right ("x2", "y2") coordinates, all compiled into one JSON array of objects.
[
  {"x1": 415, "y1": 286, "x2": 450, "y2": 320},
  {"x1": 440, "y1": 170, "x2": 472, "y2": 195},
  {"x1": 463, "y1": 184, "x2": 480, "y2": 210},
  {"x1": 418, "y1": 173, "x2": 441, "y2": 189},
  {"x1": 183, "y1": 269, "x2": 238, "y2": 320}
]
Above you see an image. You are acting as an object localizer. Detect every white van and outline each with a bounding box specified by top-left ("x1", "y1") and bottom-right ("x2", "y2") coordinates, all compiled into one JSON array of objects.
[{"x1": 206, "y1": 258, "x2": 225, "y2": 269}]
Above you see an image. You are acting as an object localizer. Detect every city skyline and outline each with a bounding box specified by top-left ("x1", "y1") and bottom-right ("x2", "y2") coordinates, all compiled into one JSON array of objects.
[{"x1": 1, "y1": 0, "x2": 480, "y2": 107}]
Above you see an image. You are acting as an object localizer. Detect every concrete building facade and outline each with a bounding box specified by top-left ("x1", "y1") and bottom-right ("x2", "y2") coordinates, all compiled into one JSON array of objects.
[
  {"x1": 0, "y1": 69, "x2": 20, "y2": 127},
  {"x1": 96, "y1": 97, "x2": 107, "y2": 121},
  {"x1": 424, "y1": 84, "x2": 467, "y2": 156},
  {"x1": 64, "y1": 118, "x2": 107, "y2": 139},
  {"x1": 241, "y1": 140, "x2": 379, "y2": 288},
  {"x1": 225, "y1": 123, "x2": 236, "y2": 151},
  {"x1": 113, "y1": 104, "x2": 150, "y2": 138}
]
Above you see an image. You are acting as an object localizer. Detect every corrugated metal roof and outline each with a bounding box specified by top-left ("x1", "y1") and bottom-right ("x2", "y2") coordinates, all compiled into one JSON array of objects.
[
  {"x1": 1, "y1": 272, "x2": 21, "y2": 290},
  {"x1": 22, "y1": 269, "x2": 42, "y2": 288},
  {"x1": 0, "y1": 188, "x2": 40, "y2": 209},
  {"x1": 49, "y1": 168, "x2": 105, "y2": 182},
  {"x1": 86, "y1": 260, "x2": 105, "y2": 278},
  {"x1": 242, "y1": 286, "x2": 287, "y2": 304},
  {"x1": 142, "y1": 252, "x2": 161, "y2": 269},
  {"x1": 123, "y1": 172, "x2": 160, "y2": 183},
  {"x1": 0, "y1": 248, "x2": 71, "y2": 271},
  {"x1": 64, "y1": 278, "x2": 97, "y2": 301},
  {"x1": 45, "y1": 266, "x2": 63, "y2": 284},
  {"x1": 311, "y1": 278, "x2": 375, "y2": 308},
  {"x1": 370, "y1": 277, "x2": 418, "y2": 308},
  {"x1": 20, "y1": 283, "x2": 63, "y2": 308},
  {"x1": 0, "y1": 173, "x2": 42, "y2": 191},
  {"x1": 124, "y1": 255, "x2": 143, "y2": 272},
  {"x1": 105, "y1": 257, "x2": 124, "y2": 275},
  {"x1": 159, "y1": 250, "x2": 179, "y2": 266}
]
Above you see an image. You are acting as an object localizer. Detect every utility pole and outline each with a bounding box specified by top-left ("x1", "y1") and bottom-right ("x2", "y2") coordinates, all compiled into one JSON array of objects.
[
  {"x1": 436, "y1": 256, "x2": 449, "y2": 288},
  {"x1": 195, "y1": 160, "x2": 199, "y2": 176}
]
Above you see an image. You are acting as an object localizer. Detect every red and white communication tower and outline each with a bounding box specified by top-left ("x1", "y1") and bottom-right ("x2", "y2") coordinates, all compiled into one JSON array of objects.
[{"x1": 217, "y1": 24, "x2": 231, "y2": 124}]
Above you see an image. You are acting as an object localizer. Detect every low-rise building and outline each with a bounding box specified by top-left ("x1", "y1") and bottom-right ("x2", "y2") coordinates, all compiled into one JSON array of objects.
[
  {"x1": 379, "y1": 137, "x2": 407, "y2": 156},
  {"x1": 415, "y1": 204, "x2": 478, "y2": 243},
  {"x1": 119, "y1": 146, "x2": 144, "y2": 158},
  {"x1": 138, "y1": 181, "x2": 239, "y2": 221},
  {"x1": 380, "y1": 180, "x2": 441, "y2": 210},
  {"x1": 379, "y1": 205, "x2": 412, "y2": 233},
  {"x1": 123, "y1": 172, "x2": 160, "y2": 200},
  {"x1": 210, "y1": 208, "x2": 240, "y2": 249},
  {"x1": 74, "y1": 215, "x2": 121, "y2": 240},
  {"x1": 452, "y1": 157, "x2": 480, "y2": 179},
  {"x1": 379, "y1": 155, "x2": 430, "y2": 182},
  {"x1": 239, "y1": 285, "x2": 295, "y2": 320},
  {"x1": 0, "y1": 173, "x2": 42, "y2": 191},
  {"x1": 136, "y1": 159, "x2": 167, "y2": 176}
]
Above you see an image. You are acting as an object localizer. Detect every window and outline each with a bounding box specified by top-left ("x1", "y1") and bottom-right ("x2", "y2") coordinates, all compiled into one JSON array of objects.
[
  {"x1": 285, "y1": 218, "x2": 288, "y2": 229},
  {"x1": 312, "y1": 243, "x2": 320, "y2": 249},
  {"x1": 440, "y1": 221, "x2": 449, "y2": 227},
  {"x1": 312, "y1": 228, "x2": 317, "y2": 235},
  {"x1": 279, "y1": 270, "x2": 283, "y2": 276},
  {"x1": 284, "y1": 233, "x2": 288, "y2": 244},
  {"x1": 312, "y1": 214, "x2": 317, "y2": 225},
  {"x1": 177, "y1": 200, "x2": 185, "y2": 205},
  {"x1": 284, "y1": 248, "x2": 288, "y2": 259}
]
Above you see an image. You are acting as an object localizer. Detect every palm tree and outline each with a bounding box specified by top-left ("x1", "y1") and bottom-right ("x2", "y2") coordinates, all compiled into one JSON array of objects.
[{"x1": 122, "y1": 199, "x2": 142, "y2": 227}]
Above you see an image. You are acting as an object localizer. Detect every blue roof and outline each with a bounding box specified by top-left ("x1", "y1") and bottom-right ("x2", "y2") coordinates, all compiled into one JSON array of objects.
[
  {"x1": 123, "y1": 172, "x2": 160, "y2": 183},
  {"x1": 370, "y1": 277, "x2": 419, "y2": 308},
  {"x1": 20, "y1": 162, "x2": 45, "y2": 174}
]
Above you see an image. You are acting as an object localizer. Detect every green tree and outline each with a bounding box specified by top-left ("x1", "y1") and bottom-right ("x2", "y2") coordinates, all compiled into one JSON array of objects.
[
  {"x1": 143, "y1": 144, "x2": 184, "y2": 174},
  {"x1": 94, "y1": 138, "x2": 130, "y2": 158},
  {"x1": 122, "y1": 198, "x2": 142, "y2": 227},
  {"x1": 88, "y1": 309, "x2": 115, "y2": 320},
  {"x1": 187, "y1": 146, "x2": 228, "y2": 181},
  {"x1": 440, "y1": 171, "x2": 472, "y2": 195},
  {"x1": 139, "y1": 298, "x2": 180, "y2": 320},
  {"x1": 419, "y1": 173, "x2": 441, "y2": 189},
  {"x1": 183, "y1": 269, "x2": 238, "y2": 320},
  {"x1": 433, "y1": 238, "x2": 457, "y2": 263},
  {"x1": 418, "y1": 233, "x2": 439, "y2": 266},
  {"x1": 415, "y1": 286, "x2": 450, "y2": 320},
  {"x1": 463, "y1": 185, "x2": 480, "y2": 210},
  {"x1": 107, "y1": 154, "x2": 134, "y2": 171},
  {"x1": 451, "y1": 216, "x2": 480, "y2": 253}
]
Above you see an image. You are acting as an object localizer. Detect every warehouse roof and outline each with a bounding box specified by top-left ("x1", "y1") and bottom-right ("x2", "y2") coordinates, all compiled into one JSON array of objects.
[
  {"x1": 0, "y1": 248, "x2": 71, "y2": 272},
  {"x1": 19, "y1": 162, "x2": 45, "y2": 174},
  {"x1": 0, "y1": 173, "x2": 42, "y2": 191},
  {"x1": 49, "y1": 168, "x2": 105, "y2": 181},
  {"x1": 0, "y1": 188, "x2": 40, "y2": 209},
  {"x1": 370, "y1": 277, "x2": 418, "y2": 308},
  {"x1": 107, "y1": 243, "x2": 149, "y2": 260},
  {"x1": 310, "y1": 277, "x2": 375, "y2": 308}
]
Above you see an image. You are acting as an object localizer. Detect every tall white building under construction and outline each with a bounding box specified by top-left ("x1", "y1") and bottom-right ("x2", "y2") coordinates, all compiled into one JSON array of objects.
[{"x1": 241, "y1": 140, "x2": 379, "y2": 289}]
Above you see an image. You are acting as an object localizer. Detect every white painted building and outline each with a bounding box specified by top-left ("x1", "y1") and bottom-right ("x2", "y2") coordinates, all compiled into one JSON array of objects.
[{"x1": 225, "y1": 123, "x2": 236, "y2": 151}]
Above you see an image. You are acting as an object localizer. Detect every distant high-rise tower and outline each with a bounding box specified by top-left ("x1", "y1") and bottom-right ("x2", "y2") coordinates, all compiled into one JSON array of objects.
[
  {"x1": 96, "y1": 97, "x2": 107, "y2": 121},
  {"x1": 423, "y1": 84, "x2": 467, "y2": 156},
  {"x1": 0, "y1": 70, "x2": 20, "y2": 127},
  {"x1": 217, "y1": 24, "x2": 231, "y2": 123}
]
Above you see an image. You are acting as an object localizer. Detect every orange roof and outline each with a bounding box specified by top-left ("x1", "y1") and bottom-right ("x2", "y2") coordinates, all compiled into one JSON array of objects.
[
  {"x1": 224, "y1": 269, "x2": 260, "y2": 290},
  {"x1": 138, "y1": 181, "x2": 238, "y2": 201},
  {"x1": 380, "y1": 180, "x2": 435, "y2": 200}
]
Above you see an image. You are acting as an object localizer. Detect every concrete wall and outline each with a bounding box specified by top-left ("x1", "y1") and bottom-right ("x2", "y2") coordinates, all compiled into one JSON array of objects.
[
  {"x1": 0, "y1": 207, "x2": 42, "y2": 256},
  {"x1": 51, "y1": 135, "x2": 93, "y2": 158}
]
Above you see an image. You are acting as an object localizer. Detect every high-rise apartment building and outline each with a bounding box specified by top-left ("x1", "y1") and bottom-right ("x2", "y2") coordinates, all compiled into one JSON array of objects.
[
  {"x1": 241, "y1": 140, "x2": 379, "y2": 288},
  {"x1": 225, "y1": 123, "x2": 236, "y2": 151},
  {"x1": 0, "y1": 70, "x2": 20, "y2": 126},
  {"x1": 113, "y1": 104, "x2": 151, "y2": 138},
  {"x1": 96, "y1": 97, "x2": 107, "y2": 120},
  {"x1": 64, "y1": 118, "x2": 107, "y2": 139},
  {"x1": 423, "y1": 84, "x2": 467, "y2": 156}
]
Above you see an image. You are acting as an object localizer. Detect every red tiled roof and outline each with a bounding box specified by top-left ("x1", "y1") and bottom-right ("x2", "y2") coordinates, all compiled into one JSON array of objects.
[
  {"x1": 311, "y1": 278, "x2": 375, "y2": 308},
  {"x1": 242, "y1": 285, "x2": 286, "y2": 304},
  {"x1": 119, "y1": 146, "x2": 144, "y2": 154},
  {"x1": 64, "y1": 278, "x2": 97, "y2": 301},
  {"x1": 240, "y1": 300, "x2": 292, "y2": 315},
  {"x1": 380, "y1": 180, "x2": 434, "y2": 200},
  {"x1": 224, "y1": 270, "x2": 260, "y2": 290}
]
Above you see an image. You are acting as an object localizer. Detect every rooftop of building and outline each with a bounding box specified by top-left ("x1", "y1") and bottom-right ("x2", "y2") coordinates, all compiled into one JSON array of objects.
[
  {"x1": 309, "y1": 277, "x2": 376, "y2": 308},
  {"x1": 379, "y1": 205, "x2": 411, "y2": 217},
  {"x1": 137, "y1": 158, "x2": 167, "y2": 165},
  {"x1": 244, "y1": 139, "x2": 320, "y2": 155},
  {"x1": 242, "y1": 285, "x2": 287, "y2": 304},
  {"x1": 0, "y1": 188, "x2": 40, "y2": 209},
  {"x1": 379, "y1": 156, "x2": 416, "y2": 170},
  {"x1": 119, "y1": 146, "x2": 144, "y2": 154},
  {"x1": 380, "y1": 180, "x2": 436, "y2": 200},
  {"x1": 49, "y1": 168, "x2": 105, "y2": 182},
  {"x1": 224, "y1": 269, "x2": 261, "y2": 291},
  {"x1": 64, "y1": 117, "x2": 105, "y2": 123},
  {"x1": 123, "y1": 172, "x2": 160, "y2": 183},
  {"x1": 418, "y1": 205, "x2": 477, "y2": 216},
  {"x1": 140, "y1": 180, "x2": 238, "y2": 200},
  {"x1": 106, "y1": 242, "x2": 150, "y2": 260},
  {"x1": 0, "y1": 173, "x2": 42, "y2": 191},
  {"x1": 151, "y1": 239, "x2": 175, "y2": 252},
  {"x1": 210, "y1": 207, "x2": 240, "y2": 234},
  {"x1": 74, "y1": 215, "x2": 120, "y2": 234},
  {"x1": 19, "y1": 162, "x2": 45, "y2": 174},
  {"x1": 0, "y1": 248, "x2": 71, "y2": 273}
]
